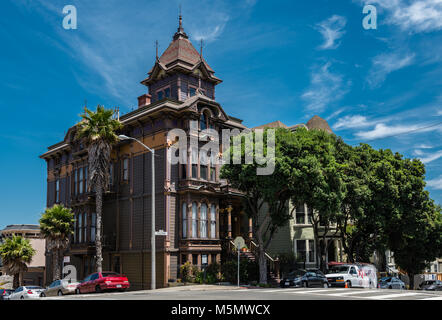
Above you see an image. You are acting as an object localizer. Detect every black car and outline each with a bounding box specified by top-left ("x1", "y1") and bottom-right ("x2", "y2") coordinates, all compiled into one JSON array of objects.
[
  {"x1": 0, "y1": 289, "x2": 14, "y2": 300},
  {"x1": 420, "y1": 280, "x2": 442, "y2": 291},
  {"x1": 280, "y1": 269, "x2": 329, "y2": 288}
]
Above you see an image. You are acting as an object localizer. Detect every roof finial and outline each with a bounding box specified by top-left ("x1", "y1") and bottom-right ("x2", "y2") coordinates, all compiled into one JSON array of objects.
[
  {"x1": 155, "y1": 40, "x2": 159, "y2": 61},
  {"x1": 173, "y1": 4, "x2": 188, "y2": 39},
  {"x1": 200, "y1": 39, "x2": 204, "y2": 59},
  {"x1": 179, "y1": 4, "x2": 183, "y2": 30}
]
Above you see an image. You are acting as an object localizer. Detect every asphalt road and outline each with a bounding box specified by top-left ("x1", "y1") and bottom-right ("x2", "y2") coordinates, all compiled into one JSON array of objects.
[{"x1": 43, "y1": 285, "x2": 442, "y2": 300}]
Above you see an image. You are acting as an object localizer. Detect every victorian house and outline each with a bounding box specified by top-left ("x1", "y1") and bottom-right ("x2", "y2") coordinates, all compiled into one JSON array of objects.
[{"x1": 40, "y1": 18, "x2": 254, "y2": 289}]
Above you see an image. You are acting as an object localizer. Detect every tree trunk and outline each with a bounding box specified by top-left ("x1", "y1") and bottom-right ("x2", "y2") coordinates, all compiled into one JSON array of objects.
[
  {"x1": 13, "y1": 273, "x2": 19, "y2": 289},
  {"x1": 408, "y1": 273, "x2": 415, "y2": 290},
  {"x1": 96, "y1": 179, "x2": 103, "y2": 273},
  {"x1": 19, "y1": 271, "x2": 23, "y2": 287},
  {"x1": 53, "y1": 248, "x2": 60, "y2": 281},
  {"x1": 258, "y1": 247, "x2": 267, "y2": 284},
  {"x1": 313, "y1": 224, "x2": 320, "y2": 269}
]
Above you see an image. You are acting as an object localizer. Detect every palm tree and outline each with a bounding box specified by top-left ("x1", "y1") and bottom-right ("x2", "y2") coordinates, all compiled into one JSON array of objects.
[
  {"x1": 0, "y1": 235, "x2": 35, "y2": 288},
  {"x1": 39, "y1": 204, "x2": 75, "y2": 281},
  {"x1": 76, "y1": 105, "x2": 122, "y2": 273}
]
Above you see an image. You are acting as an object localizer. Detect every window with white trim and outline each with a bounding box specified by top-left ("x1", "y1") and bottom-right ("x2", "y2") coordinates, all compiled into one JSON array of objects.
[
  {"x1": 192, "y1": 202, "x2": 198, "y2": 238},
  {"x1": 200, "y1": 204, "x2": 208, "y2": 238},
  {"x1": 210, "y1": 204, "x2": 216, "y2": 239}
]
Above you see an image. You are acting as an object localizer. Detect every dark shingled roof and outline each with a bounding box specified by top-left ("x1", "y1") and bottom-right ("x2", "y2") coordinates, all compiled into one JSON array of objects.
[
  {"x1": 306, "y1": 115, "x2": 333, "y2": 134},
  {"x1": 253, "y1": 120, "x2": 288, "y2": 130},
  {"x1": 2, "y1": 224, "x2": 40, "y2": 231}
]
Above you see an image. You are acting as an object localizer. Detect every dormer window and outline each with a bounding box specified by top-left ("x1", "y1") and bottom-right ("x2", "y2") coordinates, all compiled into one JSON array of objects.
[
  {"x1": 156, "y1": 87, "x2": 171, "y2": 101},
  {"x1": 189, "y1": 87, "x2": 196, "y2": 97}
]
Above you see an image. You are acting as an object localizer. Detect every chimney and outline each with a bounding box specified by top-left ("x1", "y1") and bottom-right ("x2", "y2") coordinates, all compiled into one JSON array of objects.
[{"x1": 138, "y1": 94, "x2": 151, "y2": 108}]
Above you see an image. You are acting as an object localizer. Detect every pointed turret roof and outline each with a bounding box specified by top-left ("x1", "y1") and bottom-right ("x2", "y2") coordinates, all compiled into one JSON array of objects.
[
  {"x1": 306, "y1": 115, "x2": 333, "y2": 134},
  {"x1": 141, "y1": 16, "x2": 221, "y2": 86}
]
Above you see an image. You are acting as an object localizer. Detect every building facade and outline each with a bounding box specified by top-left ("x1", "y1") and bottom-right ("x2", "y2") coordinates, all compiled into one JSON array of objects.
[
  {"x1": 0, "y1": 225, "x2": 46, "y2": 286},
  {"x1": 40, "y1": 19, "x2": 254, "y2": 289}
]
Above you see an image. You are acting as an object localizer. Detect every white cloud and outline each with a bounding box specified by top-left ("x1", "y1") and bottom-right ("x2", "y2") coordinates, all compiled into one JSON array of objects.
[
  {"x1": 355, "y1": 123, "x2": 421, "y2": 140},
  {"x1": 427, "y1": 175, "x2": 442, "y2": 189},
  {"x1": 415, "y1": 144, "x2": 434, "y2": 149},
  {"x1": 333, "y1": 115, "x2": 374, "y2": 130},
  {"x1": 315, "y1": 15, "x2": 347, "y2": 50},
  {"x1": 191, "y1": 16, "x2": 229, "y2": 43},
  {"x1": 326, "y1": 108, "x2": 346, "y2": 121},
  {"x1": 367, "y1": 51, "x2": 415, "y2": 88},
  {"x1": 302, "y1": 62, "x2": 350, "y2": 113},
  {"x1": 420, "y1": 150, "x2": 442, "y2": 163},
  {"x1": 361, "y1": 0, "x2": 442, "y2": 33}
]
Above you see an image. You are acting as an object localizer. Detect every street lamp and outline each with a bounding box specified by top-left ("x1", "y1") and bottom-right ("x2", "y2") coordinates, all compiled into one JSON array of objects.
[{"x1": 118, "y1": 134, "x2": 156, "y2": 290}]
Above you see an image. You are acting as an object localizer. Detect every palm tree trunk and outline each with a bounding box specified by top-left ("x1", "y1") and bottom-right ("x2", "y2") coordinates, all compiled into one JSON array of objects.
[
  {"x1": 19, "y1": 271, "x2": 23, "y2": 287},
  {"x1": 96, "y1": 179, "x2": 103, "y2": 273},
  {"x1": 53, "y1": 248, "x2": 60, "y2": 281},
  {"x1": 13, "y1": 273, "x2": 19, "y2": 289}
]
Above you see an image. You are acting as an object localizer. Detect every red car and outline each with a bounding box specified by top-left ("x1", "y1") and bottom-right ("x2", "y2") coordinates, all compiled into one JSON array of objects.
[{"x1": 76, "y1": 271, "x2": 130, "y2": 294}]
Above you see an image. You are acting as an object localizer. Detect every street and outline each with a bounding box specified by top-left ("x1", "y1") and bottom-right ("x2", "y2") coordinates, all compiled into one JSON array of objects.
[{"x1": 44, "y1": 284, "x2": 442, "y2": 300}]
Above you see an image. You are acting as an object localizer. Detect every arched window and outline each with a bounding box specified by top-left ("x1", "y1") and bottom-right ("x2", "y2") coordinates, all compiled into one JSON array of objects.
[
  {"x1": 192, "y1": 202, "x2": 198, "y2": 238},
  {"x1": 210, "y1": 204, "x2": 216, "y2": 239},
  {"x1": 200, "y1": 204, "x2": 208, "y2": 238},
  {"x1": 200, "y1": 113, "x2": 207, "y2": 130},
  {"x1": 182, "y1": 203, "x2": 187, "y2": 238}
]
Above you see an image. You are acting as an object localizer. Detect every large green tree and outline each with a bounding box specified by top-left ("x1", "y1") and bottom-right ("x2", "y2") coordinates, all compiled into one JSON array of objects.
[
  {"x1": 0, "y1": 235, "x2": 35, "y2": 288},
  {"x1": 39, "y1": 204, "x2": 75, "y2": 281},
  {"x1": 76, "y1": 105, "x2": 122, "y2": 273},
  {"x1": 281, "y1": 128, "x2": 345, "y2": 271},
  {"x1": 221, "y1": 128, "x2": 293, "y2": 284},
  {"x1": 381, "y1": 154, "x2": 442, "y2": 289},
  {"x1": 335, "y1": 143, "x2": 386, "y2": 263}
]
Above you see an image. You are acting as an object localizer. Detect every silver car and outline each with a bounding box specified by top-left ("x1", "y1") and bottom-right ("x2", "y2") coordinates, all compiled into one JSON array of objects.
[
  {"x1": 8, "y1": 286, "x2": 45, "y2": 300},
  {"x1": 40, "y1": 279, "x2": 79, "y2": 297},
  {"x1": 378, "y1": 277, "x2": 406, "y2": 289}
]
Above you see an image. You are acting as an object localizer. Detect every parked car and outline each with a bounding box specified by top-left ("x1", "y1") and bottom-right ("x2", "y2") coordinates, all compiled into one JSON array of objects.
[
  {"x1": 418, "y1": 280, "x2": 436, "y2": 290},
  {"x1": 280, "y1": 269, "x2": 329, "y2": 288},
  {"x1": 378, "y1": 277, "x2": 405, "y2": 289},
  {"x1": 8, "y1": 286, "x2": 44, "y2": 300},
  {"x1": 40, "y1": 279, "x2": 79, "y2": 297},
  {"x1": 326, "y1": 263, "x2": 377, "y2": 288},
  {"x1": 76, "y1": 272, "x2": 130, "y2": 294},
  {"x1": 0, "y1": 289, "x2": 14, "y2": 300},
  {"x1": 420, "y1": 280, "x2": 442, "y2": 291}
]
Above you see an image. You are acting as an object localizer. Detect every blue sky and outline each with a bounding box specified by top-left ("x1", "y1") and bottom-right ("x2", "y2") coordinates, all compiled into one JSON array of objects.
[{"x1": 1, "y1": 0, "x2": 442, "y2": 229}]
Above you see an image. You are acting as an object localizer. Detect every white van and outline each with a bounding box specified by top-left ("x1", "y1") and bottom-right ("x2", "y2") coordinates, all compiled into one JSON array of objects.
[{"x1": 326, "y1": 263, "x2": 377, "y2": 288}]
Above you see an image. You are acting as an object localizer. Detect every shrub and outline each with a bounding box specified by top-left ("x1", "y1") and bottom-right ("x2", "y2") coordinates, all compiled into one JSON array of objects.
[
  {"x1": 180, "y1": 262, "x2": 194, "y2": 283},
  {"x1": 220, "y1": 258, "x2": 259, "y2": 284}
]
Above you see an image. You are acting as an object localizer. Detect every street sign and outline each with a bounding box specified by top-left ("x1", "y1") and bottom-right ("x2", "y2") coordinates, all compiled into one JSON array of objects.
[
  {"x1": 155, "y1": 230, "x2": 168, "y2": 236},
  {"x1": 233, "y1": 236, "x2": 245, "y2": 288},
  {"x1": 234, "y1": 236, "x2": 245, "y2": 250}
]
